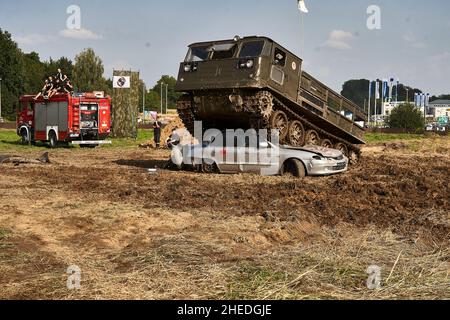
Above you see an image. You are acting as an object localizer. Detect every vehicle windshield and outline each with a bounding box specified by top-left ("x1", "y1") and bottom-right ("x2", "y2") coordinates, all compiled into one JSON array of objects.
[
  {"x1": 239, "y1": 41, "x2": 265, "y2": 58},
  {"x1": 185, "y1": 45, "x2": 209, "y2": 62},
  {"x1": 208, "y1": 43, "x2": 237, "y2": 60}
]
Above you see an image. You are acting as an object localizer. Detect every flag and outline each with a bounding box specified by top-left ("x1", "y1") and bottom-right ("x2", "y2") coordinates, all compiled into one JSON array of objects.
[
  {"x1": 368, "y1": 81, "x2": 372, "y2": 99},
  {"x1": 382, "y1": 80, "x2": 388, "y2": 99},
  {"x1": 375, "y1": 81, "x2": 380, "y2": 99},
  {"x1": 420, "y1": 94, "x2": 425, "y2": 108},
  {"x1": 389, "y1": 78, "x2": 394, "y2": 100},
  {"x1": 396, "y1": 79, "x2": 400, "y2": 102},
  {"x1": 414, "y1": 93, "x2": 418, "y2": 107},
  {"x1": 297, "y1": 0, "x2": 309, "y2": 13}
]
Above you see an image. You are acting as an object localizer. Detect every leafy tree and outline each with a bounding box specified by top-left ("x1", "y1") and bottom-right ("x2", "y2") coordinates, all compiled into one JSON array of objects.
[
  {"x1": 23, "y1": 52, "x2": 46, "y2": 94},
  {"x1": 387, "y1": 103, "x2": 424, "y2": 129},
  {"x1": 0, "y1": 29, "x2": 26, "y2": 118},
  {"x1": 341, "y1": 79, "x2": 369, "y2": 109},
  {"x1": 137, "y1": 79, "x2": 162, "y2": 112},
  {"x1": 151, "y1": 75, "x2": 181, "y2": 109},
  {"x1": 341, "y1": 79, "x2": 423, "y2": 116},
  {"x1": 72, "y1": 48, "x2": 107, "y2": 92},
  {"x1": 146, "y1": 91, "x2": 161, "y2": 111},
  {"x1": 45, "y1": 57, "x2": 73, "y2": 80},
  {"x1": 395, "y1": 84, "x2": 422, "y2": 103},
  {"x1": 430, "y1": 94, "x2": 450, "y2": 102}
]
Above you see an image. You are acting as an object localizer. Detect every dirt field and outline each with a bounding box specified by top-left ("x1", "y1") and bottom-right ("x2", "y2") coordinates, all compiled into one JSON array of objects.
[{"x1": 0, "y1": 133, "x2": 449, "y2": 300}]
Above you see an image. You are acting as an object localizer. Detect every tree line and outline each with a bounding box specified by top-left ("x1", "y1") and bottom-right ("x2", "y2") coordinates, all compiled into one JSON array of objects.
[
  {"x1": 0, "y1": 28, "x2": 179, "y2": 120},
  {"x1": 341, "y1": 79, "x2": 450, "y2": 114}
]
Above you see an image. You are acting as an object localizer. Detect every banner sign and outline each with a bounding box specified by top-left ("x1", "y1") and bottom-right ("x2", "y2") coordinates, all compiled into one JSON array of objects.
[{"x1": 113, "y1": 76, "x2": 131, "y2": 89}]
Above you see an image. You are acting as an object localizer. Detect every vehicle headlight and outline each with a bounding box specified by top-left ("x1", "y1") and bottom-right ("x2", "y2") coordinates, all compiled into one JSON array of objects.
[
  {"x1": 184, "y1": 64, "x2": 192, "y2": 72},
  {"x1": 238, "y1": 59, "x2": 254, "y2": 69}
]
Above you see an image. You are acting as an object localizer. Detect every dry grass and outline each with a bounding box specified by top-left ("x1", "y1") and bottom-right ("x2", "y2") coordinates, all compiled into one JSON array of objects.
[{"x1": 0, "y1": 134, "x2": 449, "y2": 300}]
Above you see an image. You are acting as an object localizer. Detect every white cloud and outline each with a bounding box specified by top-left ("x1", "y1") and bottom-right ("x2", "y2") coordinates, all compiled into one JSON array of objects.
[
  {"x1": 402, "y1": 33, "x2": 427, "y2": 49},
  {"x1": 14, "y1": 34, "x2": 57, "y2": 46},
  {"x1": 59, "y1": 28, "x2": 103, "y2": 40},
  {"x1": 320, "y1": 30, "x2": 354, "y2": 50}
]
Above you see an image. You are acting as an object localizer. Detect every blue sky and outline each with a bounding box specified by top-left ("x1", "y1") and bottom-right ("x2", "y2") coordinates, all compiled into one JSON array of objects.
[{"x1": 1, "y1": 0, "x2": 449, "y2": 95}]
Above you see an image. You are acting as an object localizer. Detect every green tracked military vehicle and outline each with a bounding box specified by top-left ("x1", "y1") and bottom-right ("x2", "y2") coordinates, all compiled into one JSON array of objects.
[{"x1": 175, "y1": 36, "x2": 367, "y2": 163}]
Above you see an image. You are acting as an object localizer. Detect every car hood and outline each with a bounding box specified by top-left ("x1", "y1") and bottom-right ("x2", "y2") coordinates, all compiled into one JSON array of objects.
[{"x1": 282, "y1": 144, "x2": 344, "y2": 158}]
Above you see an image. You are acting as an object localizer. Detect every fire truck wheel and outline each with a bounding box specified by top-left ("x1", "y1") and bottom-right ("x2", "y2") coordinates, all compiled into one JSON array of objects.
[
  {"x1": 20, "y1": 129, "x2": 29, "y2": 145},
  {"x1": 48, "y1": 131, "x2": 58, "y2": 149}
]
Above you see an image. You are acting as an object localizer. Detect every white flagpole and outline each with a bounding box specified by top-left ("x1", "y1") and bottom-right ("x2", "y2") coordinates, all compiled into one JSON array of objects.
[
  {"x1": 297, "y1": 1, "x2": 308, "y2": 57},
  {"x1": 368, "y1": 81, "x2": 371, "y2": 128}
]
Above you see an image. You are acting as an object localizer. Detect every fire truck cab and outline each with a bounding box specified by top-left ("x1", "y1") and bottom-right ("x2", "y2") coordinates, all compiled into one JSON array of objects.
[{"x1": 17, "y1": 92, "x2": 112, "y2": 148}]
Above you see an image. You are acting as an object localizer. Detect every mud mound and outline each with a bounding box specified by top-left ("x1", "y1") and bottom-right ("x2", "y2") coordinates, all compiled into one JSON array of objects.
[{"x1": 140, "y1": 116, "x2": 195, "y2": 148}]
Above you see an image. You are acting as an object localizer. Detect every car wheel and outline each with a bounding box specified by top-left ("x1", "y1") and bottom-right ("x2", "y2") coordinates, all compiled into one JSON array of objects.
[
  {"x1": 321, "y1": 139, "x2": 333, "y2": 148},
  {"x1": 201, "y1": 161, "x2": 218, "y2": 174},
  {"x1": 282, "y1": 159, "x2": 306, "y2": 178},
  {"x1": 334, "y1": 143, "x2": 348, "y2": 157},
  {"x1": 270, "y1": 111, "x2": 289, "y2": 142},
  {"x1": 48, "y1": 131, "x2": 58, "y2": 149},
  {"x1": 305, "y1": 130, "x2": 320, "y2": 145},
  {"x1": 288, "y1": 120, "x2": 305, "y2": 146}
]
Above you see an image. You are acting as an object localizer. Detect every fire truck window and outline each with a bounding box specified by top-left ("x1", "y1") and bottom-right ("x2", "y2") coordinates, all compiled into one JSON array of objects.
[
  {"x1": 274, "y1": 48, "x2": 286, "y2": 67},
  {"x1": 80, "y1": 105, "x2": 99, "y2": 129}
]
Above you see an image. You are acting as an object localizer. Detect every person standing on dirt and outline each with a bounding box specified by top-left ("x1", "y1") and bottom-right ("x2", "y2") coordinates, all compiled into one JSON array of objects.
[{"x1": 153, "y1": 115, "x2": 162, "y2": 148}]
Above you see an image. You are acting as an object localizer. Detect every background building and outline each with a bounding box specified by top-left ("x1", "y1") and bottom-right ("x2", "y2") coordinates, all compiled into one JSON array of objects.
[{"x1": 429, "y1": 100, "x2": 450, "y2": 118}]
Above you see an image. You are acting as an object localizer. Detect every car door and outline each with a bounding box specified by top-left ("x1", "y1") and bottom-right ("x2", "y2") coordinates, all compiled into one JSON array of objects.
[
  {"x1": 213, "y1": 135, "x2": 240, "y2": 173},
  {"x1": 242, "y1": 141, "x2": 279, "y2": 175}
]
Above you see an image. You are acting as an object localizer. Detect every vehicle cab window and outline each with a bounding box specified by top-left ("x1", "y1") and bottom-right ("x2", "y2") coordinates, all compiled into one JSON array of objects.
[
  {"x1": 186, "y1": 45, "x2": 209, "y2": 62},
  {"x1": 208, "y1": 43, "x2": 237, "y2": 60},
  {"x1": 274, "y1": 48, "x2": 286, "y2": 67},
  {"x1": 21, "y1": 101, "x2": 33, "y2": 111},
  {"x1": 239, "y1": 41, "x2": 265, "y2": 58}
]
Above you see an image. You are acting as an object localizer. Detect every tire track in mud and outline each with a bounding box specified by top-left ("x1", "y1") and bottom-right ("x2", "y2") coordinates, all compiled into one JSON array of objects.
[{"x1": 2, "y1": 153, "x2": 448, "y2": 243}]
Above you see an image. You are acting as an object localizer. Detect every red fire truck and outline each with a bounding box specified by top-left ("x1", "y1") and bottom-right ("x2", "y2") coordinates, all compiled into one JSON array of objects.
[{"x1": 17, "y1": 92, "x2": 112, "y2": 148}]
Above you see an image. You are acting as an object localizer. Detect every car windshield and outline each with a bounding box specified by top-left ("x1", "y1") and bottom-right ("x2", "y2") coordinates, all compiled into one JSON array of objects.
[
  {"x1": 185, "y1": 45, "x2": 209, "y2": 62},
  {"x1": 239, "y1": 41, "x2": 265, "y2": 58}
]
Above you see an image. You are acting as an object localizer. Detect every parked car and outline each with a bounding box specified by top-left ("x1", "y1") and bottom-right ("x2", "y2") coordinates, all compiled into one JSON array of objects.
[{"x1": 180, "y1": 137, "x2": 348, "y2": 178}]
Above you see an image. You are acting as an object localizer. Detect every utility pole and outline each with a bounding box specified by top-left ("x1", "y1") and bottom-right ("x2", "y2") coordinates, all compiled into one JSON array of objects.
[
  {"x1": 160, "y1": 82, "x2": 163, "y2": 115},
  {"x1": 406, "y1": 88, "x2": 409, "y2": 103},
  {"x1": 0, "y1": 77, "x2": 3, "y2": 123},
  {"x1": 165, "y1": 84, "x2": 168, "y2": 114},
  {"x1": 368, "y1": 81, "x2": 371, "y2": 128},
  {"x1": 142, "y1": 84, "x2": 146, "y2": 124}
]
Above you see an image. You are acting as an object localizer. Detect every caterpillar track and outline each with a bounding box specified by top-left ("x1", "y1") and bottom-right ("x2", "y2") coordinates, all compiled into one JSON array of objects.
[{"x1": 177, "y1": 90, "x2": 362, "y2": 165}]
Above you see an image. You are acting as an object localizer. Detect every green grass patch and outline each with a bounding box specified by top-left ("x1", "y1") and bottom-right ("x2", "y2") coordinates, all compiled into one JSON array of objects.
[
  {"x1": 0, "y1": 228, "x2": 12, "y2": 240},
  {"x1": 224, "y1": 265, "x2": 287, "y2": 300},
  {"x1": 0, "y1": 129, "x2": 153, "y2": 151},
  {"x1": 364, "y1": 133, "x2": 424, "y2": 144}
]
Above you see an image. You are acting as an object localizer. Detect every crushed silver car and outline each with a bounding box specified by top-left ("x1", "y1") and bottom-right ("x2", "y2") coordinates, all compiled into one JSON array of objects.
[{"x1": 180, "y1": 138, "x2": 348, "y2": 178}]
